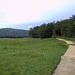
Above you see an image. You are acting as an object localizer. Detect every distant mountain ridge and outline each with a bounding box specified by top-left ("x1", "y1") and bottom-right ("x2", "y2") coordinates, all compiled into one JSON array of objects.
[{"x1": 0, "y1": 28, "x2": 28, "y2": 38}]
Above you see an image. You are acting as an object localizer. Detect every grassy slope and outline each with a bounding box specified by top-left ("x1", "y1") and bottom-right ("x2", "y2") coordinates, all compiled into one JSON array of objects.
[{"x1": 0, "y1": 38, "x2": 68, "y2": 75}]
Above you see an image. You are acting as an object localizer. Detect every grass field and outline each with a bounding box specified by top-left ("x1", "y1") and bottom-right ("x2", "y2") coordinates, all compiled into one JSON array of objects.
[{"x1": 0, "y1": 38, "x2": 68, "y2": 75}]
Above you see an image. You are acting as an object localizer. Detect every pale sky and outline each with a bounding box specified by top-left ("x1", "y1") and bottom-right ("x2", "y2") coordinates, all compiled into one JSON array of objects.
[{"x1": 0, "y1": 0, "x2": 75, "y2": 30}]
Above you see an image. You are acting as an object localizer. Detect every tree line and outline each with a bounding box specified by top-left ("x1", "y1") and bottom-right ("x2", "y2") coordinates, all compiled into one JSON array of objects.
[{"x1": 29, "y1": 15, "x2": 75, "y2": 39}]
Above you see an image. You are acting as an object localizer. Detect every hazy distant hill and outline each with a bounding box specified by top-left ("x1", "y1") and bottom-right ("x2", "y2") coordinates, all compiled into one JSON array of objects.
[{"x1": 0, "y1": 28, "x2": 28, "y2": 38}]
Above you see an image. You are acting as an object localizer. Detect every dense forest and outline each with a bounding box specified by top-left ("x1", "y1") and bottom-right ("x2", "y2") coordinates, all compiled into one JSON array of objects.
[
  {"x1": 29, "y1": 15, "x2": 75, "y2": 39},
  {"x1": 0, "y1": 28, "x2": 28, "y2": 38}
]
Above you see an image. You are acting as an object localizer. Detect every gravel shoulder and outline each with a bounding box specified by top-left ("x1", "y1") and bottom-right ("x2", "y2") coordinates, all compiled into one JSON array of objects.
[{"x1": 53, "y1": 38, "x2": 75, "y2": 75}]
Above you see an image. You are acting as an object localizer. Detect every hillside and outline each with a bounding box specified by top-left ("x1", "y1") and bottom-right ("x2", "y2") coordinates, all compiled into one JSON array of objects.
[{"x1": 0, "y1": 28, "x2": 28, "y2": 38}]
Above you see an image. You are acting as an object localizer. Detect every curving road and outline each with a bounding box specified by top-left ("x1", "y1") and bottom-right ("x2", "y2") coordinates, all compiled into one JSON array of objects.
[{"x1": 53, "y1": 38, "x2": 75, "y2": 75}]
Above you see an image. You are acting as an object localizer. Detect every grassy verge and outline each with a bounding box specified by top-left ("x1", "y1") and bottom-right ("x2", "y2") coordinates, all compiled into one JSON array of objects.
[
  {"x1": 58, "y1": 36, "x2": 75, "y2": 43},
  {"x1": 0, "y1": 38, "x2": 68, "y2": 75}
]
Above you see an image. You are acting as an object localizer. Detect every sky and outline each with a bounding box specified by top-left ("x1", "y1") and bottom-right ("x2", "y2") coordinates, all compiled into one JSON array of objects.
[{"x1": 0, "y1": 0, "x2": 75, "y2": 30}]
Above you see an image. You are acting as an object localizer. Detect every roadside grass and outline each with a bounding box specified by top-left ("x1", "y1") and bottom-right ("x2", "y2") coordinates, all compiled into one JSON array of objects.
[
  {"x1": 58, "y1": 36, "x2": 75, "y2": 43},
  {"x1": 0, "y1": 38, "x2": 68, "y2": 75}
]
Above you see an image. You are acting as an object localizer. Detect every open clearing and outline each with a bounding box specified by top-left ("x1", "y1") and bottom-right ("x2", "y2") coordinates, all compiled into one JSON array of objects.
[{"x1": 0, "y1": 38, "x2": 68, "y2": 75}]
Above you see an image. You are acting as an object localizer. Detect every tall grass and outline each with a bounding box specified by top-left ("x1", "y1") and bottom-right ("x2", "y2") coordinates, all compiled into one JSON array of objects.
[{"x1": 0, "y1": 38, "x2": 68, "y2": 75}]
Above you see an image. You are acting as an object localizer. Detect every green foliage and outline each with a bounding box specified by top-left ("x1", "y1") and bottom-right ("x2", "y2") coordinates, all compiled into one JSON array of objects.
[
  {"x1": 29, "y1": 14, "x2": 75, "y2": 38},
  {"x1": 0, "y1": 38, "x2": 68, "y2": 75},
  {"x1": 28, "y1": 28, "x2": 34, "y2": 37},
  {"x1": 29, "y1": 23, "x2": 54, "y2": 39},
  {"x1": 55, "y1": 15, "x2": 75, "y2": 37},
  {"x1": 37, "y1": 23, "x2": 47, "y2": 39},
  {"x1": 46, "y1": 23, "x2": 54, "y2": 38},
  {"x1": 28, "y1": 26, "x2": 39, "y2": 38}
]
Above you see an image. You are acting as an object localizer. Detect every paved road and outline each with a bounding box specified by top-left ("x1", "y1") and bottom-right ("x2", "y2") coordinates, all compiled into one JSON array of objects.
[{"x1": 53, "y1": 38, "x2": 75, "y2": 75}]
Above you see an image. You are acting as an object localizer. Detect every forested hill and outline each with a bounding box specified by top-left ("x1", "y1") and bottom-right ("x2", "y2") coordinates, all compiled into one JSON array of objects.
[
  {"x1": 0, "y1": 28, "x2": 28, "y2": 38},
  {"x1": 29, "y1": 15, "x2": 75, "y2": 39}
]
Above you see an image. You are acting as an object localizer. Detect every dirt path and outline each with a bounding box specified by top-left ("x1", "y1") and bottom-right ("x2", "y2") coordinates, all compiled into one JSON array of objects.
[{"x1": 52, "y1": 38, "x2": 75, "y2": 75}]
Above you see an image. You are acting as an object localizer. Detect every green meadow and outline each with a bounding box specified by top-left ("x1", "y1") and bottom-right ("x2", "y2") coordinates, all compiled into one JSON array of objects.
[{"x1": 0, "y1": 38, "x2": 68, "y2": 75}]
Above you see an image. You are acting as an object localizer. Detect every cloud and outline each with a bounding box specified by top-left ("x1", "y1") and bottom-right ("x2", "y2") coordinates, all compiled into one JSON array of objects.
[
  {"x1": 0, "y1": 0, "x2": 70, "y2": 23},
  {"x1": 28, "y1": 26, "x2": 33, "y2": 29},
  {"x1": 0, "y1": 0, "x2": 75, "y2": 29}
]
